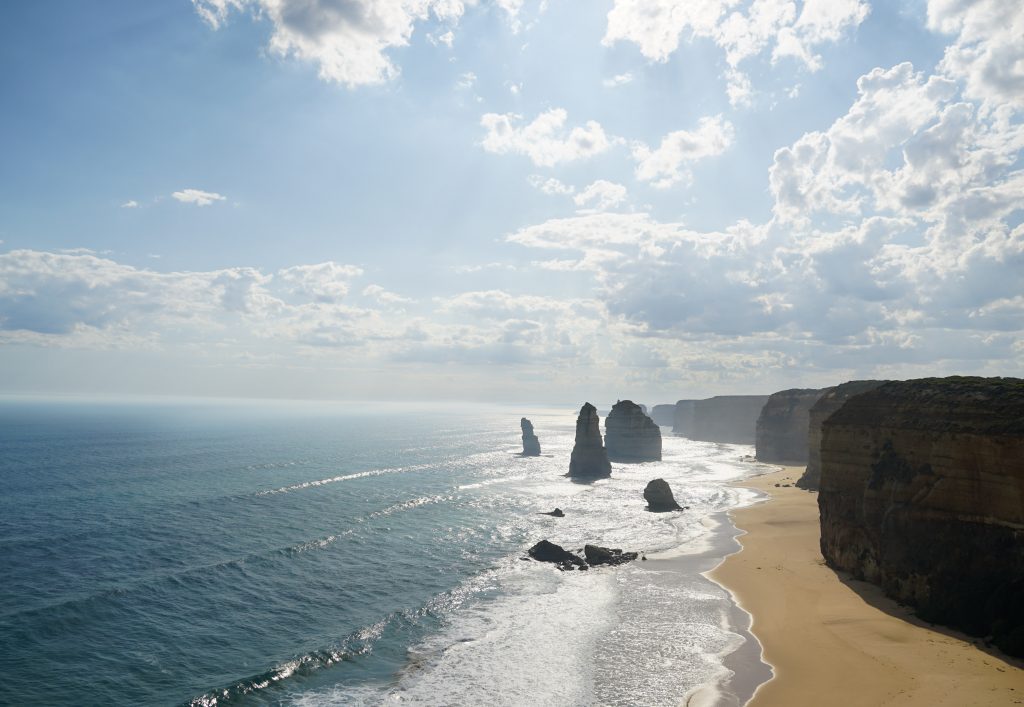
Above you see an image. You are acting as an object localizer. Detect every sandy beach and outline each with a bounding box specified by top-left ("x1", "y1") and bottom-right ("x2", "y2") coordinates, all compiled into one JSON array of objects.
[{"x1": 710, "y1": 467, "x2": 1024, "y2": 706}]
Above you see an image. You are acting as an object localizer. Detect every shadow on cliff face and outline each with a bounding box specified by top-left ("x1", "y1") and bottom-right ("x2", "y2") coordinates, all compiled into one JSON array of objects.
[{"x1": 826, "y1": 565, "x2": 1024, "y2": 667}]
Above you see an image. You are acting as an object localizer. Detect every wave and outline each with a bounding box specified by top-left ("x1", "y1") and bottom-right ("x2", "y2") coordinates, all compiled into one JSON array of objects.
[{"x1": 257, "y1": 463, "x2": 436, "y2": 496}]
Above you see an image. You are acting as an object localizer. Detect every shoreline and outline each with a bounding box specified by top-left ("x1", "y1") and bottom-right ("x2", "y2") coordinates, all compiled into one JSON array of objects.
[{"x1": 708, "y1": 467, "x2": 1024, "y2": 706}]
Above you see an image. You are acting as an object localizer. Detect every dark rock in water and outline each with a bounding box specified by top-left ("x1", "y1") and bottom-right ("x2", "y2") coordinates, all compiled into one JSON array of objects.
[
  {"x1": 584, "y1": 544, "x2": 639, "y2": 567},
  {"x1": 797, "y1": 380, "x2": 886, "y2": 490},
  {"x1": 755, "y1": 388, "x2": 830, "y2": 464},
  {"x1": 650, "y1": 404, "x2": 676, "y2": 426},
  {"x1": 528, "y1": 540, "x2": 586, "y2": 570},
  {"x1": 818, "y1": 376, "x2": 1024, "y2": 657},
  {"x1": 643, "y1": 478, "x2": 683, "y2": 511},
  {"x1": 568, "y1": 402, "x2": 612, "y2": 479},
  {"x1": 541, "y1": 508, "x2": 565, "y2": 517},
  {"x1": 605, "y1": 400, "x2": 662, "y2": 462},
  {"x1": 520, "y1": 417, "x2": 541, "y2": 456}
]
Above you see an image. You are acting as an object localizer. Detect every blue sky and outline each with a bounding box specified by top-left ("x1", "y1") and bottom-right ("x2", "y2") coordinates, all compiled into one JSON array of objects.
[{"x1": 0, "y1": 0, "x2": 1021, "y2": 403}]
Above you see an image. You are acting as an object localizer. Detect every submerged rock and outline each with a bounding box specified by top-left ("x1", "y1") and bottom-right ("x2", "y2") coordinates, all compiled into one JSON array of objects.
[
  {"x1": 643, "y1": 478, "x2": 683, "y2": 512},
  {"x1": 584, "y1": 544, "x2": 639, "y2": 567},
  {"x1": 527, "y1": 540, "x2": 586, "y2": 570},
  {"x1": 520, "y1": 417, "x2": 541, "y2": 456},
  {"x1": 541, "y1": 508, "x2": 565, "y2": 517},
  {"x1": 605, "y1": 400, "x2": 662, "y2": 462},
  {"x1": 567, "y1": 402, "x2": 612, "y2": 479}
]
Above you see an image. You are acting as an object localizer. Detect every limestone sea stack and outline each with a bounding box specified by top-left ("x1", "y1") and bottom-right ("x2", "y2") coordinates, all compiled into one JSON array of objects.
[
  {"x1": 567, "y1": 402, "x2": 612, "y2": 479},
  {"x1": 796, "y1": 380, "x2": 885, "y2": 490},
  {"x1": 605, "y1": 400, "x2": 662, "y2": 462},
  {"x1": 520, "y1": 417, "x2": 541, "y2": 456},
  {"x1": 818, "y1": 376, "x2": 1024, "y2": 656},
  {"x1": 644, "y1": 478, "x2": 683, "y2": 512},
  {"x1": 755, "y1": 388, "x2": 829, "y2": 464}
]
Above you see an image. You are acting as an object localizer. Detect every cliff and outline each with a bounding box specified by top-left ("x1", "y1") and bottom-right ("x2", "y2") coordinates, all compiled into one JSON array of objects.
[
  {"x1": 672, "y1": 400, "x2": 697, "y2": 435},
  {"x1": 690, "y1": 396, "x2": 769, "y2": 444},
  {"x1": 567, "y1": 402, "x2": 612, "y2": 479},
  {"x1": 520, "y1": 417, "x2": 541, "y2": 456},
  {"x1": 818, "y1": 377, "x2": 1024, "y2": 656},
  {"x1": 755, "y1": 388, "x2": 829, "y2": 464},
  {"x1": 605, "y1": 400, "x2": 662, "y2": 462},
  {"x1": 797, "y1": 380, "x2": 885, "y2": 490},
  {"x1": 650, "y1": 404, "x2": 676, "y2": 427}
]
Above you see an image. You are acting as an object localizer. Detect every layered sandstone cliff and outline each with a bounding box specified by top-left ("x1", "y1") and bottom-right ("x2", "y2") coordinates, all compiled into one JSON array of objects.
[
  {"x1": 797, "y1": 380, "x2": 885, "y2": 490},
  {"x1": 568, "y1": 402, "x2": 612, "y2": 479},
  {"x1": 605, "y1": 400, "x2": 662, "y2": 462},
  {"x1": 755, "y1": 388, "x2": 829, "y2": 464},
  {"x1": 818, "y1": 377, "x2": 1024, "y2": 656},
  {"x1": 690, "y1": 395, "x2": 769, "y2": 444},
  {"x1": 520, "y1": 417, "x2": 541, "y2": 456}
]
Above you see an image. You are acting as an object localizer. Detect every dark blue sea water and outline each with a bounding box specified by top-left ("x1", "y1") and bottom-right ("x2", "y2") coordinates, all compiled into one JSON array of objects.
[{"x1": 0, "y1": 398, "x2": 767, "y2": 706}]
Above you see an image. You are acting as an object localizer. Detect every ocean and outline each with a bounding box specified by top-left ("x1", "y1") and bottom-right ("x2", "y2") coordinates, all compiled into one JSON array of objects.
[{"x1": 0, "y1": 398, "x2": 772, "y2": 706}]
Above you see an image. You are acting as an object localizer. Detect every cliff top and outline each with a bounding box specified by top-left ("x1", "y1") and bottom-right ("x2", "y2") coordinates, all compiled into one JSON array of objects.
[{"x1": 826, "y1": 376, "x2": 1024, "y2": 435}]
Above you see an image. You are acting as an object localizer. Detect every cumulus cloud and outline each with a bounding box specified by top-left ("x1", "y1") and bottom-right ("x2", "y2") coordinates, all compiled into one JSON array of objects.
[
  {"x1": 632, "y1": 115, "x2": 734, "y2": 188},
  {"x1": 362, "y1": 283, "x2": 414, "y2": 305},
  {"x1": 120, "y1": 200, "x2": 139, "y2": 209},
  {"x1": 172, "y1": 189, "x2": 227, "y2": 206},
  {"x1": 277, "y1": 262, "x2": 363, "y2": 303},
  {"x1": 603, "y1": 0, "x2": 869, "y2": 106},
  {"x1": 480, "y1": 109, "x2": 614, "y2": 167},
  {"x1": 193, "y1": 0, "x2": 467, "y2": 87},
  {"x1": 603, "y1": 72, "x2": 634, "y2": 87},
  {"x1": 573, "y1": 180, "x2": 628, "y2": 211},
  {"x1": 528, "y1": 175, "x2": 575, "y2": 196}
]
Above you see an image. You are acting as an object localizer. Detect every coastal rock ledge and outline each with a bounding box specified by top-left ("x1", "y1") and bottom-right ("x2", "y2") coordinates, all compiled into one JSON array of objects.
[
  {"x1": 818, "y1": 376, "x2": 1024, "y2": 657},
  {"x1": 605, "y1": 400, "x2": 662, "y2": 462},
  {"x1": 567, "y1": 403, "x2": 612, "y2": 479},
  {"x1": 520, "y1": 417, "x2": 541, "y2": 456}
]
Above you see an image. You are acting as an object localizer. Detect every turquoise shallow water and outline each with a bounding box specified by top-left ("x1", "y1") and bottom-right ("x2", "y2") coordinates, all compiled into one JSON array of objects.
[{"x1": 0, "y1": 398, "x2": 765, "y2": 706}]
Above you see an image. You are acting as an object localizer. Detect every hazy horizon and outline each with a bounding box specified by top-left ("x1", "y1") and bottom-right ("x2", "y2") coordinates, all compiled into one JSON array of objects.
[{"x1": 1, "y1": 1, "x2": 1021, "y2": 404}]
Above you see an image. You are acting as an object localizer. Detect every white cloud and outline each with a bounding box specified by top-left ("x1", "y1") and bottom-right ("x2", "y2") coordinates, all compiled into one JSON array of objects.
[
  {"x1": 633, "y1": 115, "x2": 734, "y2": 188},
  {"x1": 456, "y1": 71, "x2": 477, "y2": 90},
  {"x1": 573, "y1": 180, "x2": 628, "y2": 211},
  {"x1": 193, "y1": 0, "x2": 468, "y2": 87},
  {"x1": 362, "y1": 283, "x2": 414, "y2": 305},
  {"x1": 120, "y1": 200, "x2": 139, "y2": 209},
  {"x1": 277, "y1": 262, "x2": 363, "y2": 303},
  {"x1": 528, "y1": 175, "x2": 575, "y2": 195},
  {"x1": 603, "y1": 72, "x2": 634, "y2": 88},
  {"x1": 480, "y1": 108, "x2": 614, "y2": 167},
  {"x1": 172, "y1": 189, "x2": 227, "y2": 206}
]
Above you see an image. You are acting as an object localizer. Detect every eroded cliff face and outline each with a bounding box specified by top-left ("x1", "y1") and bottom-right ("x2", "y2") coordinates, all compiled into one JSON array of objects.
[
  {"x1": 568, "y1": 402, "x2": 612, "y2": 479},
  {"x1": 690, "y1": 396, "x2": 769, "y2": 444},
  {"x1": 797, "y1": 380, "x2": 885, "y2": 490},
  {"x1": 755, "y1": 388, "x2": 829, "y2": 463},
  {"x1": 650, "y1": 404, "x2": 676, "y2": 427},
  {"x1": 672, "y1": 400, "x2": 697, "y2": 436},
  {"x1": 605, "y1": 400, "x2": 662, "y2": 462},
  {"x1": 818, "y1": 377, "x2": 1024, "y2": 656}
]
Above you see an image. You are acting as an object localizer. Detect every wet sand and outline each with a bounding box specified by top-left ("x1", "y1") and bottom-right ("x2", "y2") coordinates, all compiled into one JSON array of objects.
[{"x1": 709, "y1": 467, "x2": 1024, "y2": 706}]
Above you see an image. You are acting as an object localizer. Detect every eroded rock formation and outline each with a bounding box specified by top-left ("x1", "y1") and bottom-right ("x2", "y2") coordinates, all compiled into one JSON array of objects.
[
  {"x1": 584, "y1": 545, "x2": 638, "y2": 567},
  {"x1": 690, "y1": 396, "x2": 769, "y2": 444},
  {"x1": 797, "y1": 380, "x2": 885, "y2": 490},
  {"x1": 650, "y1": 404, "x2": 676, "y2": 427},
  {"x1": 520, "y1": 417, "x2": 541, "y2": 456},
  {"x1": 644, "y1": 478, "x2": 683, "y2": 512},
  {"x1": 672, "y1": 400, "x2": 697, "y2": 436},
  {"x1": 528, "y1": 540, "x2": 586, "y2": 570},
  {"x1": 568, "y1": 402, "x2": 612, "y2": 479},
  {"x1": 605, "y1": 400, "x2": 662, "y2": 462},
  {"x1": 755, "y1": 388, "x2": 829, "y2": 464},
  {"x1": 818, "y1": 377, "x2": 1024, "y2": 656}
]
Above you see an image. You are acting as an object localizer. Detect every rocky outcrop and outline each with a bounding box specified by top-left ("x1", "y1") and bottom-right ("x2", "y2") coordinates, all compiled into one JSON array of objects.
[
  {"x1": 797, "y1": 380, "x2": 886, "y2": 490},
  {"x1": 528, "y1": 540, "x2": 587, "y2": 570},
  {"x1": 520, "y1": 417, "x2": 541, "y2": 456},
  {"x1": 644, "y1": 478, "x2": 683, "y2": 512},
  {"x1": 605, "y1": 400, "x2": 662, "y2": 462},
  {"x1": 650, "y1": 404, "x2": 676, "y2": 427},
  {"x1": 568, "y1": 403, "x2": 612, "y2": 479},
  {"x1": 672, "y1": 400, "x2": 697, "y2": 435},
  {"x1": 755, "y1": 388, "x2": 829, "y2": 463},
  {"x1": 690, "y1": 396, "x2": 770, "y2": 444},
  {"x1": 541, "y1": 508, "x2": 565, "y2": 517},
  {"x1": 584, "y1": 545, "x2": 639, "y2": 566},
  {"x1": 818, "y1": 377, "x2": 1024, "y2": 656}
]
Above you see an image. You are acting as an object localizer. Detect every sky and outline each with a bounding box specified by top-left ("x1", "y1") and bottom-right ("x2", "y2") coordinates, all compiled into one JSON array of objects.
[{"x1": 0, "y1": 0, "x2": 1021, "y2": 404}]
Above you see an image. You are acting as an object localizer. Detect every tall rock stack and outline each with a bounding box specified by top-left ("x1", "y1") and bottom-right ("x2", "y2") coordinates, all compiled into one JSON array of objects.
[
  {"x1": 605, "y1": 400, "x2": 662, "y2": 462},
  {"x1": 755, "y1": 388, "x2": 829, "y2": 464},
  {"x1": 818, "y1": 377, "x2": 1024, "y2": 656},
  {"x1": 567, "y1": 402, "x2": 612, "y2": 479},
  {"x1": 520, "y1": 417, "x2": 541, "y2": 456},
  {"x1": 796, "y1": 380, "x2": 885, "y2": 490}
]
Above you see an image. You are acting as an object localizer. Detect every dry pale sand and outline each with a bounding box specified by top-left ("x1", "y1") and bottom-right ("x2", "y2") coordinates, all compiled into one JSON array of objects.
[{"x1": 709, "y1": 467, "x2": 1024, "y2": 707}]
